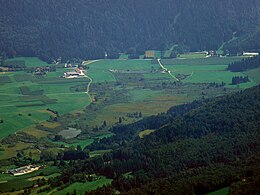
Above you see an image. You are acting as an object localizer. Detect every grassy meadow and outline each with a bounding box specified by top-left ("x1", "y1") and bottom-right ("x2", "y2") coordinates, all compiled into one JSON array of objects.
[
  {"x1": 0, "y1": 60, "x2": 91, "y2": 138},
  {"x1": 207, "y1": 187, "x2": 230, "y2": 195},
  {"x1": 160, "y1": 56, "x2": 257, "y2": 88},
  {"x1": 0, "y1": 56, "x2": 257, "y2": 142},
  {"x1": 5, "y1": 57, "x2": 49, "y2": 67},
  {"x1": 53, "y1": 176, "x2": 112, "y2": 195},
  {"x1": 0, "y1": 55, "x2": 258, "y2": 194}
]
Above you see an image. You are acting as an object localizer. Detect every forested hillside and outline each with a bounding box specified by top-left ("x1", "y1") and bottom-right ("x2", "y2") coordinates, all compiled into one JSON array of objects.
[
  {"x1": 0, "y1": 0, "x2": 259, "y2": 61},
  {"x1": 43, "y1": 85, "x2": 260, "y2": 194}
]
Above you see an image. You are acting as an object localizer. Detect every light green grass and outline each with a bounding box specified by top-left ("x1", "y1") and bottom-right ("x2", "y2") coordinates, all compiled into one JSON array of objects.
[
  {"x1": 139, "y1": 129, "x2": 155, "y2": 138},
  {"x1": 0, "y1": 69, "x2": 91, "y2": 138},
  {"x1": 52, "y1": 138, "x2": 94, "y2": 149},
  {"x1": 245, "y1": 67, "x2": 260, "y2": 84},
  {"x1": 163, "y1": 44, "x2": 178, "y2": 58},
  {"x1": 207, "y1": 187, "x2": 230, "y2": 195},
  {"x1": 5, "y1": 57, "x2": 49, "y2": 67},
  {"x1": 161, "y1": 56, "x2": 246, "y2": 66},
  {"x1": 88, "y1": 59, "x2": 152, "y2": 71},
  {"x1": 128, "y1": 89, "x2": 160, "y2": 102},
  {"x1": 53, "y1": 176, "x2": 112, "y2": 195},
  {"x1": 123, "y1": 172, "x2": 133, "y2": 179},
  {"x1": 86, "y1": 59, "x2": 153, "y2": 83},
  {"x1": 119, "y1": 53, "x2": 129, "y2": 59},
  {"x1": 47, "y1": 93, "x2": 90, "y2": 114},
  {"x1": 160, "y1": 57, "x2": 257, "y2": 88},
  {"x1": 87, "y1": 68, "x2": 116, "y2": 83},
  {"x1": 179, "y1": 52, "x2": 207, "y2": 59},
  {"x1": 51, "y1": 133, "x2": 113, "y2": 150},
  {"x1": 90, "y1": 149, "x2": 112, "y2": 158},
  {"x1": 0, "y1": 108, "x2": 50, "y2": 139}
]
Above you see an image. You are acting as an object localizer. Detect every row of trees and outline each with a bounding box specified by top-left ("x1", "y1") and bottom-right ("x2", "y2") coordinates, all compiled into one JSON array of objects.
[
  {"x1": 228, "y1": 55, "x2": 260, "y2": 72},
  {"x1": 231, "y1": 76, "x2": 249, "y2": 85}
]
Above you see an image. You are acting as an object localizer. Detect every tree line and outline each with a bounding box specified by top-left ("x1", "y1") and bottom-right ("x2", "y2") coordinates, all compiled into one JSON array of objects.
[{"x1": 228, "y1": 55, "x2": 260, "y2": 72}]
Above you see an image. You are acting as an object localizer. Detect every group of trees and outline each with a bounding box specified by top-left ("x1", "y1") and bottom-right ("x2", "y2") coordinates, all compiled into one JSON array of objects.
[
  {"x1": 231, "y1": 76, "x2": 249, "y2": 85},
  {"x1": 0, "y1": 0, "x2": 259, "y2": 61},
  {"x1": 228, "y1": 55, "x2": 260, "y2": 72}
]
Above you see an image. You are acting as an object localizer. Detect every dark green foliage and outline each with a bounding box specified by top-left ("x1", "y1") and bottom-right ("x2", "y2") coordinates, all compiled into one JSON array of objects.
[
  {"x1": 228, "y1": 55, "x2": 260, "y2": 72},
  {"x1": 75, "y1": 86, "x2": 260, "y2": 194},
  {"x1": 3, "y1": 60, "x2": 25, "y2": 68},
  {"x1": 231, "y1": 76, "x2": 249, "y2": 85},
  {"x1": 0, "y1": 0, "x2": 259, "y2": 60},
  {"x1": 224, "y1": 31, "x2": 260, "y2": 55},
  {"x1": 40, "y1": 150, "x2": 56, "y2": 161},
  {"x1": 88, "y1": 100, "x2": 205, "y2": 151},
  {"x1": 229, "y1": 174, "x2": 260, "y2": 194},
  {"x1": 62, "y1": 149, "x2": 89, "y2": 160}
]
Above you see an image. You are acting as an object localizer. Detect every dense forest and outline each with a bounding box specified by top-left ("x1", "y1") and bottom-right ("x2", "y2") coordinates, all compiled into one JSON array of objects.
[
  {"x1": 40, "y1": 85, "x2": 260, "y2": 194},
  {"x1": 0, "y1": 0, "x2": 259, "y2": 61},
  {"x1": 228, "y1": 55, "x2": 260, "y2": 72}
]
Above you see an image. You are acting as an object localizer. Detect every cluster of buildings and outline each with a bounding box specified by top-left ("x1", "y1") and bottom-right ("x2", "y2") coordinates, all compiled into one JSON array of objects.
[
  {"x1": 34, "y1": 66, "x2": 52, "y2": 75},
  {"x1": 6, "y1": 164, "x2": 43, "y2": 176},
  {"x1": 63, "y1": 68, "x2": 85, "y2": 78}
]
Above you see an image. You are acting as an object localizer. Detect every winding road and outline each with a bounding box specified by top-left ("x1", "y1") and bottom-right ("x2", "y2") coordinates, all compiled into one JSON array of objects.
[
  {"x1": 157, "y1": 59, "x2": 179, "y2": 81},
  {"x1": 83, "y1": 73, "x2": 93, "y2": 102}
]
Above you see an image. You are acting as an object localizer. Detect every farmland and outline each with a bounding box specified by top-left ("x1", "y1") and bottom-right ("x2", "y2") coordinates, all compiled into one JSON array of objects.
[
  {"x1": 0, "y1": 57, "x2": 257, "y2": 145},
  {"x1": 0, "y1": 55, "x2": 258, "y2": 193},
  {"x1": 0, "y1": 166, "x2": 60, "y2": 192},
  {"x1": 5, "y1": 57, "x2": 49, "y2": 67},
  {"x1": 0, "y1": 56, "x2": 256, "y2": 144},
  {"x1": 0, "y1": 70, "x2": 90, "y2": 138},
  {"x1": 53, "y1": 176, "x2": 112, "y2": 195}
]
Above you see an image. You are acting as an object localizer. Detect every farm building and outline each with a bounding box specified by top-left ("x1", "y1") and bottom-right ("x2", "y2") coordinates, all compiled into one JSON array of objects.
[
  {"x1": 63, "y1": 68, "x2": 85, "y2": 78},
  {"x1": 145, "y1": 50, "x2": 155, "y2": 58},
  {"x1": 6, "y1": 164, "x2": 42, "y2": 176},
  {"x1": 242, "y1": 52, "x2": 259, "y2": 56}
]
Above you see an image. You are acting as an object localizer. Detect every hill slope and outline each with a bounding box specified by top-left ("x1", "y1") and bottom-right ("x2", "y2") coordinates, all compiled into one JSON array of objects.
[
  {"x1": 48, "y1": 85, "x2": 260, "y2": 194},
  {"x1": 0, "y1": 0, "x2": 259, "y2": 61}
]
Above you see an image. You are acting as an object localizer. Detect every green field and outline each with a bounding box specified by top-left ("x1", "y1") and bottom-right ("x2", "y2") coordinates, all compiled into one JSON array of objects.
[
  {"x1": 0, "y1": 56, "x2": 258, "y2": 167},
  {"x1": 90, "y1": 149, "x2": 112, "y2": 158},
  {"x1": 88, "y1": 59, "x2": 153, "y2": 71},
  {"x1": 139, "y1": 129, "x2": 155, "y2": 138},
  {"x1": 160, "y1": 57, "x2": 257, "y2": 88},
  {"x1": 161, "y1": 56, "x2": 245, "y2": 66},
  {"x1": 0, "y1": 56, "x2": 258, "y2": 194},
  {"x1": 0, "y1": 69, "x2": 91, "y2": 138},
  {"x1": 207, "y1": 187, "x2": 230, "y2": 195},
  {"x1": 0, "y1": 57, "x2": 256, "y2": 140},
  {"x1": 245, "y1": 67, "x2": 260, "y2": 84},
  {"x1": 0, "y1": 166, "x2": 60, "y2": 192},
  {"x1": 179, "y1": 52, "x2": 207, "y2": 59},
  {"x1": 5, "y1": 57, "x2": 49, "y2": 67},
  {"x1": 53, "y1": 176, "x2": 112, "y2": 195}
]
